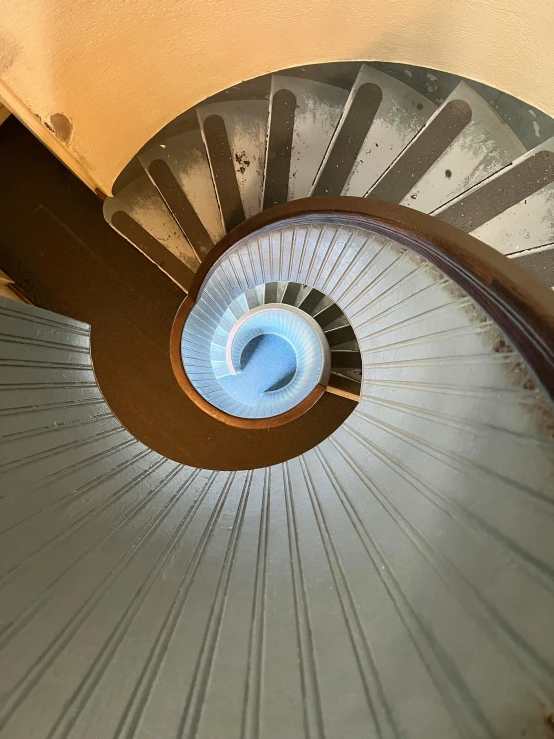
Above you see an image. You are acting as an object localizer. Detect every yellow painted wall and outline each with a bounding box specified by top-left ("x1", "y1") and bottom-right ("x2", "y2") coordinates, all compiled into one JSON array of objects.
[{"x1": 0, "y1": 0, "x2": 552, "y2": 195}]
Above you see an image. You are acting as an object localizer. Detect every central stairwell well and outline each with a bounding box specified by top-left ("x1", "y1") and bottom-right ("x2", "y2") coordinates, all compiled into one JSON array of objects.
[{"x1": 1, "y1": 61, "x2": 554, "y2": 739}]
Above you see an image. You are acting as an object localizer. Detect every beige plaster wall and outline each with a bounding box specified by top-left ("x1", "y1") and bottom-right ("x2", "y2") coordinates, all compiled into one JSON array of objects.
[{"x1": 0, "y1": 0, "x2": 552, "y2": 195}]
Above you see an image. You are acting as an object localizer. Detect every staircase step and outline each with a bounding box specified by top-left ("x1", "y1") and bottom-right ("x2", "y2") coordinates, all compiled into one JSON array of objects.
[
  {"x1": 326, "y1": 371, "x2": 361, "y2": 400},
  {"x1": 324, "y1": 323, "x2": 357, "y2": 346},
  {"x1": 107, "y1": 211, "x2": 195, "y2": 292},
  {"x1": 139, "y1": 128, "x2": 225, "y2": 248},
  {"x1": 312, "y1": 64, "x2": 435, "y2": 197},
  {"x1": 263, "y1": 281, "x2": 280, "y2": 304},
  {"x1": 212, "y1": 359, "x2": 232, "y2": 379},
  {"x1": 331, "y1": 349, "x2": 362, "y2": 370},
  {"x1": 229, "y1": 297, "x2": 249, "y2": 321},
  {"x1": 313, "y1": 302, "x2": 343, "y2": 329},
  {"x1": 199, "y1": 114, "x2": 245, "y2": 231},
  {"x1": 217, "y1": 312, "x2": 237, "y2": 334},
  {"x1": 198, "y1": 100, "x2": 269, "y2": 226},
  {"x1": 509, "y1": 244, "x2": 554, "y2": 287},
  {"x1": 103, "y1": 172, "x2": 200, "y2": 270},
  {"x1": 436, "y1": 139, "x2": 554, "y2": 253},
  {"x1": 263, "y1": 88, "x2": 296, "y2": 210},
  {"x1": 145, "y1": 159, "x2": 214, "y2": 261},
  {"x1": 264, "y1": 76, "x2": 349, "y2": 205},
  {"x1": 281, "y1": 281, "x2": 302, "y2": 306},
  {"x1": 243, "y1": 286, "x2": 262, "y2": 310},
  {"x1": 369, "y1": 81, "x2": 525, "y2": 211},
  {"x1": 297, "y1": 287, "x2": 325, "y2": 315},
  {"x1": 103, "y1": 174, "x2": 199, "y2": 290}
]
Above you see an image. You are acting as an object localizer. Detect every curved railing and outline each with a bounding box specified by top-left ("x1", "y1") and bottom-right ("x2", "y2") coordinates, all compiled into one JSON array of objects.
[
  {"x1": 2, "y1": 199, "x2": 554, "y2": 739},
  {"x1": 171, "y1": 197, "x2": 554, "y2": 429}
]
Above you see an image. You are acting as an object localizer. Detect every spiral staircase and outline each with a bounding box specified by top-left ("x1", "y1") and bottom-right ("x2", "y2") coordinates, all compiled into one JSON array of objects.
[{"x1": 2, "y1": 62, "x2": 554, "y2": 738}]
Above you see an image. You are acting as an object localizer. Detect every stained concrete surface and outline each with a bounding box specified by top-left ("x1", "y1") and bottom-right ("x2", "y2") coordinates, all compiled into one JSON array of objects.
[{"x1": 0, "y1": 117, "x2": 354, "y2": 470}]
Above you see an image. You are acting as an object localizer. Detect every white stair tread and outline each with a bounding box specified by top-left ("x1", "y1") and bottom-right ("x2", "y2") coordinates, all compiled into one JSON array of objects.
[
  {"x1": 436, "y1": 137, "x2": 554, "y2": 254},
  {"x1": 313, "y1": 64, "x2": 436, "y2": 196},
  {"x1": 472, "y1": 140, "x2": 554, "y2": 254},
  {"x1": 397, "y1": 81, "x2": 526, "y2": 212},
  {"x1": 197, "y1": 99, "x2": 269, "y2": 220},
  {"x1": 270, "y1": 75, "x2": 349, "y2": 200},
  {"x1": 103, "y1": 173, "x2": 199, "y2": 269},
  {"x1": 139, "y1": 129, "x2": 225, "y2": 244}
]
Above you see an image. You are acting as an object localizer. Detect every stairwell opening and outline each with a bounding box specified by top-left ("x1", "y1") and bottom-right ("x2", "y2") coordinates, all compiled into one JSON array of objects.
[{"x1": 96, "y1": 59, "x2": 554, "y2": 466}]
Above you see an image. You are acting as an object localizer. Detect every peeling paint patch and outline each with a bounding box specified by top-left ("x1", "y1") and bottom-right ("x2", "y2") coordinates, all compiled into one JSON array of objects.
[
  {"x1": 49, "y1": 113, "x2": 73, "y2": 143},
  {"x1": 235, "y1": 150, "x2": 251, "y2": 175},
  {"x1": 404, "y1": 69, "x2": 412, "y2": 78},
  {"x1": 533, "y1": 120, "x2": 541, "y2": 138}
]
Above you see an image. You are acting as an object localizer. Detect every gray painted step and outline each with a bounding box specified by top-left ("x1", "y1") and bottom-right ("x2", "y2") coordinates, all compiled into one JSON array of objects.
[
  {"x1": 103, "y1": 174, "x2": 199, "y2": 270},
  {"x1": 198, "y1": 100, "x2": 269, "y2": 223},
  {"x1": 312, "y1": 64, "x2": 436, "y2": 196},
  {"x1": 103, "y1": 174, "x2": 198, "y2": 289},
  {"x1": 369, "y1": 81, "x2": 525, "y2": 212},
  {"x1": 297, "y1": 287, "x2": 325, "y2": 315},
  {"x1": 263, "y1": 281, "x2": 281, "y2": 304},
  {"x1": 139, "y1": 129, "x2": 225, "y2": 247},
  {"x1": 280, "y1": 281, "x2": 303, "y2": 306},
  {"x1": 262, "y1": 88, "x2": 295, "y2": 209},
  {"x1": 510, "y1": 243, "x2": 554, "y2": 287},
  {"x1": 145, "y1": 159, "x2": 214, "y2": 262},
  {"x1": 264, "y1": 75, "x2": 349, "y2": 203},
  {"x1": 313, "y1": 302, "x2": 344, "y2": 330},
  {"x1": 436, "y1": 138, "x2": 554, "y2": 254},
  {"x1": 327, "y1": 370, "x2": 361, "y2": 398},
  {"x1": 331, "y1": 349, "x2": 363, "y2": 370},
  {"x1": 107, "y1": 211, "x2": 194, "y2": 291},
  {"x1": 324, "y1": 323, "x2": 357, "y2": 347}
]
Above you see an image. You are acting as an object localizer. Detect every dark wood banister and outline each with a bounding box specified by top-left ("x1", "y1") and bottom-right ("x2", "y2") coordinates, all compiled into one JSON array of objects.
[{"x1": 171, "y1": 197, "x2": 554, "y2": 427}]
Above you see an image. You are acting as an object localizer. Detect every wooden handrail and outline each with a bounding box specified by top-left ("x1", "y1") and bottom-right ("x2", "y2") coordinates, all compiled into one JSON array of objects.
[{"x1": 171, "y1": 197, "x2": 554, "y2": 426}]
